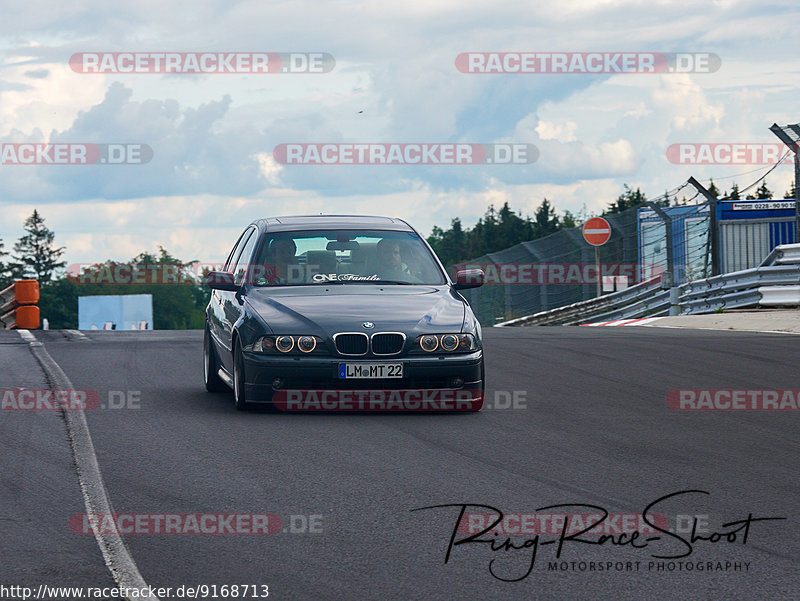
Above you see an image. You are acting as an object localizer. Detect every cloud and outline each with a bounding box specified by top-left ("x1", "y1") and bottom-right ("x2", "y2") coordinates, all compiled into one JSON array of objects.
[
  {"x1": 651, "y1": 74, "x2": 724, "y2": 131},
  {"x1": 23, "y1": 68, "x2": 49, "y2": 79},
  {"x1": 1, "y1": 0, "x2": 797, "y2": 266}
]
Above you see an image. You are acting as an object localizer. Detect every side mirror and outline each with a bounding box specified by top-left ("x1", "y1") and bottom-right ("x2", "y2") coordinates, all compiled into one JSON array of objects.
[
  {"x1": 453, "y1": 269, "x2": 484, "y2": 290},
  {"x1": 206, "y1": 271, "x2": 239, "y2": 291}
]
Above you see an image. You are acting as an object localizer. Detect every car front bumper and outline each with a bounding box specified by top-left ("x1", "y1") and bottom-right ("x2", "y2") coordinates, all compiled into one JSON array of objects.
[{"x1": 242, "y1": 350, "x2": 484, "y2": 411}]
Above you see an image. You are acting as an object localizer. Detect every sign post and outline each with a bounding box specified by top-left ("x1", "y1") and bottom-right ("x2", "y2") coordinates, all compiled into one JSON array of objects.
[{"x1": 582, "y1": 217, "x2": 612, "y2": 297}]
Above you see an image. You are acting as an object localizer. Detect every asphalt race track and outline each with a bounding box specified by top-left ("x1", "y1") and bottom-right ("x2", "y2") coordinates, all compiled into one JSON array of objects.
[{"x1": 1, "y1": 327, "x2": 798, "y2": 600}]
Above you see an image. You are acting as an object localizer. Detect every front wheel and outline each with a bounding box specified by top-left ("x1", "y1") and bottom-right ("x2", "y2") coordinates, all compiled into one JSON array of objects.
[
  {"x1": 204, "y1": 326, "x2": 227, "y2": 393},
  {"x1": 232, "y1": 339, "x2": 250, "y2": 411}
]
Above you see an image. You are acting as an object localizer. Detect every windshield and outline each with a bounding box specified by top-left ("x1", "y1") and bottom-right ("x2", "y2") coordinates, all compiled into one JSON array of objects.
[{"x1": 248, "y1": 229, "x2": 447, "y2": 286}]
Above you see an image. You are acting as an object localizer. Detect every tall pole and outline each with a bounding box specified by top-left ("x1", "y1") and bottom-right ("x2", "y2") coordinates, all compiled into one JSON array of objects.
[
  {"x1": 595, "y1": 246, "x2": 601, "y2": 297},
  {"x1": 645, "y1": 201, "x2": 674, "y2": 286},
  {"x1": 795, "y1": 152, "x2": 800, "y2": 243},
  {"x1": 688, "y1": 177, "x2": 720, "y2": 276},
  {"x1": 769, "y1": 123, "x2": 800, "y2": 243}
]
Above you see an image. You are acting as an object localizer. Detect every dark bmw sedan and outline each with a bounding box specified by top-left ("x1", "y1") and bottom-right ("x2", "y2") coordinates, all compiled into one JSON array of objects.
[{"x1": 203, "y1": 215, "x2": 485, "y2": 411}]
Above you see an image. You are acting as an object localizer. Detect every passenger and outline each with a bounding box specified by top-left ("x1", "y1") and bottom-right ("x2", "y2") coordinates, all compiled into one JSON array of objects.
[{"x1": 263, "y1": 238, "x2": 297, "y2": 284}]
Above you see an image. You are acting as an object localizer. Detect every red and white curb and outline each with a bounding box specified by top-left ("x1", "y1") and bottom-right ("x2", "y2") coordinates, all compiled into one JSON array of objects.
[{"x1": 581, "y1": 317, "x2": 665, "y2": 327}]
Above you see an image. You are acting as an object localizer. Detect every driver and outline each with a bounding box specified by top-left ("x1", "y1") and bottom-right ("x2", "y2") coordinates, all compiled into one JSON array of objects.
[{"x1": 376, "y1": 238, "x2": 423, "y2": 282}]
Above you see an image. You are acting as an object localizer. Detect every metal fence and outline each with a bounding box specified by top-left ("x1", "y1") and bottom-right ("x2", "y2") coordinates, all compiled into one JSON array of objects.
[
  {"x1": 496, "y1": 243, "x2": 800, "y2": 327},
  {"x1": 461, "y1": 202, "x2": 711, "y2": 325}
]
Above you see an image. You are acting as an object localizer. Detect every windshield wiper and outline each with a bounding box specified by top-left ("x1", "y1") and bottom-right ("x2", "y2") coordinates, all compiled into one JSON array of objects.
[{"x1": 345, "y1": 279, "x2": 414, "y2": 285}]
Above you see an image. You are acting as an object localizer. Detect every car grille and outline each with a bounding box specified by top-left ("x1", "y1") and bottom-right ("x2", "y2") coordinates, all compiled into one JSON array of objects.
[
  {"x1": 371, "y1": 333, "x2": 404, "y2": 355},
  {"x1": 334, "y1": 333, "x2": 369, "y2": 355}
]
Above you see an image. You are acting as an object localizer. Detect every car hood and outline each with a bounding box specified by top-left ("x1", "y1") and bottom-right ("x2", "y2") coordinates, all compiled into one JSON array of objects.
[{"x1": 244, "y1": 285, "x2": 467, "y2": 335}]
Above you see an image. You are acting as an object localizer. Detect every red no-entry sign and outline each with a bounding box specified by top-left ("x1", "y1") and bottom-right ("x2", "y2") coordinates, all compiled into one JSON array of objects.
[{"x1": 583, "y1": 217, "x2": 612, "y2": 246}]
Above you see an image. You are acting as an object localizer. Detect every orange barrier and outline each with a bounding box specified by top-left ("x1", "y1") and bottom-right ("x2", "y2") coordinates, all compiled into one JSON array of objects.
[
  {"x1": 16, "y1": 305, "x2": 40, "y2": 329},
  {"x1": 0, "y1": 279, "x2": 40, "y2": 329},
  {"x1": 14, "y1": 280, "x2": 39, "y2": 305}
]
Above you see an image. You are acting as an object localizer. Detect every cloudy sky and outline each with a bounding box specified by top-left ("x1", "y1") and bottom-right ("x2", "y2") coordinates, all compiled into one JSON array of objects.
[{"x1": 1, "y1": 0, "x2": 798, "y2": 266}]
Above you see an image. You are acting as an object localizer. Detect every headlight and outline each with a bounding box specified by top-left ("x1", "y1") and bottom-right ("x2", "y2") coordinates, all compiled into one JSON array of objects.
[
  {"x1": 416, "y1": 333, "x2": 477, "y2": 353},
  {"x1": 252, "y1": 335, "x2": 325, "y2": 354},
  {"x1": 457, "y1": 333, "x2": 478, "y2": 351},
  {"x1": 440, "y1": 334, "x2": 459, "y2": 351},
  {"x1": 253, "y1": 336, "x2": 274, "y2": 352},
  {"x1": 276, "y1": 336, "x2": 295, "y2": 352},
  {"x1": 420, "y1": 334, "x2": 439, "y2": 352},
  {"x1": 297, "y1": 335, "x2": 317, "y2": 353}
]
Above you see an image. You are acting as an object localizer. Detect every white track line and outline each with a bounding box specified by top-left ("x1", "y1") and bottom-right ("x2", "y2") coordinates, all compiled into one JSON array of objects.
[
  {"x1": 17, "y1": 329, "x2": 37, "y2": 342},
  {"x1": 581, "y1": 317, "x2": 665, "y2": 327},
  {"x1": 19, "y1": 329, "x2": 159, "y2": 601},
  {"x1": 642, "y1": 323, "x2": 800, "y2": 335},
  {"x1": 67, "y1": 329, "x2": 90, "y2": 341},
  {"x1": 624, "y1": 317, "x2": 663, "y2": 326}
]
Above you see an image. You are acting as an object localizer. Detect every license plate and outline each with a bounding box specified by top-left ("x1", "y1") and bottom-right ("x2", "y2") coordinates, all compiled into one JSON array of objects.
[{"x1": 338, "y1": 363, "x2": 404, "y2": 379}]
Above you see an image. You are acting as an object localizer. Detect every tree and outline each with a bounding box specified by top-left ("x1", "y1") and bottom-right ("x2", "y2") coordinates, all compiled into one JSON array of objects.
[
  {"x1": 728, "y1": 183, "x2": 741, "y2": 200},
  {"x1": 605, "y1": 184, "x2": 649, "y2": 214},
  {"x1": 59, "y1": 246, "x2": 206, "y2": 330},
  {"x1": 0, "y1": 237, "x2": 10, "y2": 288},
  {"x1": 746, "y1": 181, "x2": 773, "y2": 200},
  {"x1": 532, "y1": 199, "x2": 560, "y2": 238},
  {"x1": 37, "y1": 278, "x2": 79, "y2": 329},
  {"x1": 706, "y1": 179, "x2": 720, "y2": 199},
  {"x1": 755, "y1": 181, "x2": 773, "y2": 199},
  {"x1": 10, "y1": 210, "x2": 66, "y2": 282},
  {"x1": 561, "y1": 210, "x2": 577, "y2": 229}
]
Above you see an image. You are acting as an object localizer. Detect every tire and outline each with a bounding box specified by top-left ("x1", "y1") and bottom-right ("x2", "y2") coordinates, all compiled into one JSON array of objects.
[
  {"x1": 204, "y1": 326, "x2": 228, "y2": 393},
  {"x1": 232, "y1": 338, "x2": 250, "y2": 411}
]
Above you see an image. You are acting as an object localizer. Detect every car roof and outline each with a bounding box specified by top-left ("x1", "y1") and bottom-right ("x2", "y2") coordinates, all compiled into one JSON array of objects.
[{"x1": 252, "y1": 215, "x2": 415, "y2": 232}]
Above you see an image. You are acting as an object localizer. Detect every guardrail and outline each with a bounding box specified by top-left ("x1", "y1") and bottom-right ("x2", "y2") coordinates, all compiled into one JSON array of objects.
[
  {"x1": 761, "y1": 243, "x2": 800, "y2": 266},
  {"x1": 497, "y1": 243, "x2": 800, "y2": 327},
  {"x1": 0, "y1": 280, "x2": 40, "y2": 330},
  {"x1": 496, "y1": 276, "x2": 665, "y2": 327}
]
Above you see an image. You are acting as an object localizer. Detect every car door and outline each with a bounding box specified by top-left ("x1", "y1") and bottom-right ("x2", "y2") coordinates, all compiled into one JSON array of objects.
[
  {"x1": 209, "y1": 227, "x2": 254, "y2": 370},
  {"x1": 217, "y1": 226, "x2": 259, "y2": 372}
]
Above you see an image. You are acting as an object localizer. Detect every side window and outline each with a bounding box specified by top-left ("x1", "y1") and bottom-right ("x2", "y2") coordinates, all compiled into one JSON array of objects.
[
  {"x1": 232, "y1": 228, "x2": 259, "y2": 286},
  {"x1": 224, "y1": 228, "x2": 252, "y2": 273}
]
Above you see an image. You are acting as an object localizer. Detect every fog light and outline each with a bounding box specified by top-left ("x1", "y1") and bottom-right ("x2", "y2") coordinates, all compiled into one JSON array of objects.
[
  {"x1": 272, "y1": 378, "x2": 284, "y2": 390},
  {"x1": 450, "y1": 377, "x2": 464, "y2": 388},
  {"x1": 420, "y1": 335, "x2": 438, "y2": 352}
]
